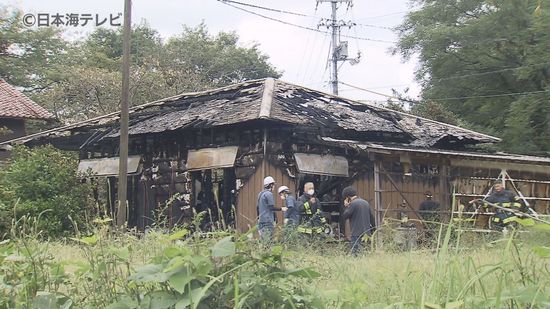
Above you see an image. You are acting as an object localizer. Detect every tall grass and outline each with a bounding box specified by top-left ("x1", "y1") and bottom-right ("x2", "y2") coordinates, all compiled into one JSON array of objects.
[{"x1": 1, "y1": 215, "x2": 549, "y2": 308}]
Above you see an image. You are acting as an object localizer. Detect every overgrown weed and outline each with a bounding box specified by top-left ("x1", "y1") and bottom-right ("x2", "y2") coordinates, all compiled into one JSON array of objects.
[{"x1": 2, "y1": 212, "x2": 550, "y2": 308}]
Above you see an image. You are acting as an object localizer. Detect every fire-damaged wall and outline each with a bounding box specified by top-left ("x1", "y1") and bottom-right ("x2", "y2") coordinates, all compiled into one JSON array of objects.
[
  {"x1": 236, "y1": 160, "x2": 296, "y2": 232},
  {"x1": 351, "y1": 159, "x2": 445, "y2": 228}
]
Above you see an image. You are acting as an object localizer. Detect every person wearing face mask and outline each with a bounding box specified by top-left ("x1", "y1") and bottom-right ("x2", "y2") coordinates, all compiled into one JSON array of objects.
[
  {"x1": 278, "y1": 186, "x2": 299, "y2": 227},
  {"x1": 297, "y1": 182, "x2": 326, "y2": 236},
  {"x1": 342, "y1": 186, "x2": 375, "y2": 255}
]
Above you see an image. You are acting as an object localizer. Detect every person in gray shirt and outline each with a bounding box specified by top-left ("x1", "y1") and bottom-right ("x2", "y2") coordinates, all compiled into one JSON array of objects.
[
  {"x1": 342, "y1": 186, "x2": 375, "y2": 255},
  {"x1": 257, "y1": 176, "x2": 287, "y2": 243}
]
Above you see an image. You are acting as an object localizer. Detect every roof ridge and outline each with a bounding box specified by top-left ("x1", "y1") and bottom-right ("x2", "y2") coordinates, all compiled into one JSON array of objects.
[{"x1": 258, "y1": 78, "x2": 275, "y2": 119}]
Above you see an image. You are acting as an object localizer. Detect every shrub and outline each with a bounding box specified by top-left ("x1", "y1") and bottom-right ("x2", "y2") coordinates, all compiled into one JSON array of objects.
[{"x1": 0, "y1": 145, "x2": 93, "y2": 238}]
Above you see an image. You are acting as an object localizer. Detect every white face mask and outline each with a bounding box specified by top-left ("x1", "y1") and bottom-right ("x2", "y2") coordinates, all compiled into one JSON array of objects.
[{"x1": 307, "y1": 189, "x2": 315, "y2": 196}]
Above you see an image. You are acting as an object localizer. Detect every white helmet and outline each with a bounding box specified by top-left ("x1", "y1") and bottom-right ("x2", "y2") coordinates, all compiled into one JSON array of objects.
[
  {"x1": 278, "y1": 186, "x2": 290, "y2": 194},
  {"x1": 263, "y1": 176, "x2": 275, "y2": 187}
]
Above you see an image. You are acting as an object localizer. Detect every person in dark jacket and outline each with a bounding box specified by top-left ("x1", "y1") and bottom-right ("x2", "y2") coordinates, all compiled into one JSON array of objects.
[
  {"x1": 484, "y1": 182, "x2": 524, "y2": 228},
  {"x1": 342, "y1": 186, "x2": 375, "y2": 255},
  {"x1": 257, "y1": 176, "x2": 287, "y2": 243}
]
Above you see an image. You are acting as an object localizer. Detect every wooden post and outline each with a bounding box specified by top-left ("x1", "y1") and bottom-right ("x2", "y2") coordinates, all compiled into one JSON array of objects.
[
  {"x1": 116, "y1": 0, "x2": 132, "y2": 228},
  {"x1": 439, "y1": 163, "x2": 450, "y2": 220},
  {"x1": 373, "y1": 160, "x2": 382, "y2": 228}
]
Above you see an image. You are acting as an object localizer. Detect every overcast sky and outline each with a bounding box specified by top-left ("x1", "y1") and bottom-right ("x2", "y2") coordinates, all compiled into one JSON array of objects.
[{"x1": 6, "y1": 0, "x2": 420, "y2": 103}]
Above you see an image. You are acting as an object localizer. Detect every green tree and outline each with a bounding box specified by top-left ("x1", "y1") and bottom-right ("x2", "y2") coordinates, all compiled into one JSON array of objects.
[
  {"x1": 0, "y1": 146, "x2": 93, "y2": 238},
  {"x1": 0, "y1": 7, "x2": 67, "y2": 91},
  {"x1": 34, "y1": 23, "x2": 281, "y2": 122},
  {"x1": 394, "y1": 0, "x2": 550, "y2": 155}
]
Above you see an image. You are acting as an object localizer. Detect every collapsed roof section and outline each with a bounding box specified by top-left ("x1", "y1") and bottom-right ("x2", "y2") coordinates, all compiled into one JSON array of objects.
[{"x1": 1, "y1": 78, "x2": 499, "y2": 149}]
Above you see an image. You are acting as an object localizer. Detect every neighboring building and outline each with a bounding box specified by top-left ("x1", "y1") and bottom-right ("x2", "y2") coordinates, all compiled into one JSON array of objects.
[
  {"x1": 2, "y1": 78, "x2": 549, "y2": 234},
  {"x1": 0, "y1": 79, "x2": 54, "y2": 159}
]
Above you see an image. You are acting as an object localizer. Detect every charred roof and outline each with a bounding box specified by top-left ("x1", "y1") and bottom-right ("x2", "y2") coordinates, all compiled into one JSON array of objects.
[{"x1": 2, "y1": 78, "x2": 499, "y2": 149}]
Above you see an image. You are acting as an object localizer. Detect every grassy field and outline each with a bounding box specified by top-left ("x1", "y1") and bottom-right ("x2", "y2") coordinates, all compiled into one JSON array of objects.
[{"x1": 1, "y1": 220, "x2": 550, "y2": 308}]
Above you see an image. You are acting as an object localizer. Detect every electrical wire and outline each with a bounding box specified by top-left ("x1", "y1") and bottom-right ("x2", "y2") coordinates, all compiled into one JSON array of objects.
[
  {"x1": 339, "y1": 81, "x2": 403, "y2": 100},
  {"x1": 354, "y1": 22, "x2": 394, "y2": 30},
  {"x1": 340, "y1": 81, "x2": 550, "y2": 101},
  {"x1": 217, "y1": 0, "x2": 396, "y2": 44},
  {"x1": 218, "y1": 0, "x2": 312, "y2": 17},
  {"x1": 355, "y1": 11, "x2": 408, "y2": 21}
]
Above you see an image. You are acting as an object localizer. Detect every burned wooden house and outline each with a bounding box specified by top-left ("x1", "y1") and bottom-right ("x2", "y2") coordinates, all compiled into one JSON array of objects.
[{"x1": 4, "y1": 78, "x2": 550, "y2": 234}]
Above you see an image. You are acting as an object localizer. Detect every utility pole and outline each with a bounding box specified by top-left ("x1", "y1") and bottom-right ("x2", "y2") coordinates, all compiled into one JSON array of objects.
[
  {"x1": 117, "y1": 0, "x2": 131, "y2": 228},
  {"x1": 317, "y1": 0, "x2": 359, "y2": 96},
  {"x1": 330, "y1": 1, "x2": 339, "y2": 95}
]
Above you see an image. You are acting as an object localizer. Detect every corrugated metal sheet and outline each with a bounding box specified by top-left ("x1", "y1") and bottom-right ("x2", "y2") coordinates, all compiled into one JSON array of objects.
[
  {"x1": 78, "y1": 156, "x2": 142, "y2": 177},
  {"x1": 294, "y1": 153, "x2": 349, "y2": 177},
  {"x1": 186, "y1": 146, "x2": 239, "y2": 171}
]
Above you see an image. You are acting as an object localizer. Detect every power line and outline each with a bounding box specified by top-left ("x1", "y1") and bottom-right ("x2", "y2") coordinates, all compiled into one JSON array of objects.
[
  {"x1": 339, "y1": 81, "x2": 404, "y2": 100},
  {"x1": 218, "y1": 0, "x2": 400, "y2": 32},
  {"x1": 217, "y1": 0, "x2": 396, "y2": 44},
  {"x1": 355, "y1": 11, "x2": 408, "y2": 21},
  {"x1": 340, "y1": 81, "x2": 550, "y2": 101},
  {"x1": 218, "y1": 0, "x2": 312, "y2": 17},
  {"x1": 354, "y1": 22, "x2": 394, "y2": 30}
]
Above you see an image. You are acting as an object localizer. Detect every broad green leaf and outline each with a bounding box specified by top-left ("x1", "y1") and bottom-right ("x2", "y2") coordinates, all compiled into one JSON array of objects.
[
  {"x1": 176, "y1": 287, "x2": 203, "y2": 309},
  {"x1": 211, "y1": 236, "x2": 235, "y2": 257},
  {"x1": 164, "y1": 246, "x2": 183, "y2": 258},
  {"x1": 164, "y1": 256, "x2": 186, "y2": 273},
  {"x1": 168, "y1": 268, "x2": 195, "y2": 294},
  {"x1": 147, "y1": 291, "x2": 178, "y2": 309},
  {"x1": 128, "y1": 264, "x2": 171, "y2": 283}
]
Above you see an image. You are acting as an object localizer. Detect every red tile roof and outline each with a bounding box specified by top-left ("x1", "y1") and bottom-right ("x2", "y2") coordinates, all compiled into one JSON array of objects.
[{"x1": 0, "y1": 79, "x2": 54, "y2": 119}]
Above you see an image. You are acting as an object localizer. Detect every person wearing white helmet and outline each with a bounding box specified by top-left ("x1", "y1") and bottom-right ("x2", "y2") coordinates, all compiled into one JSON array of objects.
[
  {"x1": 257, "y1": 176, "x2": 287, "y2": 243},
  {"x1": 278, "y1": 185, "x2": 299, "y2": 226}
]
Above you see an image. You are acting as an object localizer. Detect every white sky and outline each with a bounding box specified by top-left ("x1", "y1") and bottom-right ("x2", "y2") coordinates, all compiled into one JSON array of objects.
[{"x1": 5, "y1": 0, "x2": 420, "y2": 103}]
